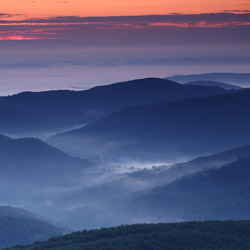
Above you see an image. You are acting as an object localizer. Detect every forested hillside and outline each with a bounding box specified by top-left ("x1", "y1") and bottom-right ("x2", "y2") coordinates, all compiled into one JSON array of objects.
[{"x1": 6, "y1": 221, "x2": 250, "y2": 250}]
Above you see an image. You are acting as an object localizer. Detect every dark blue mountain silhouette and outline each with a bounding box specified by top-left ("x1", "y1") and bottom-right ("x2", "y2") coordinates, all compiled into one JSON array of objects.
[
  {"x1": 0, "y1": 78, "x2": 226, "y2": 135},
  {"x1": 49, "y1": 89, "x2": 250, "y2": 161}
]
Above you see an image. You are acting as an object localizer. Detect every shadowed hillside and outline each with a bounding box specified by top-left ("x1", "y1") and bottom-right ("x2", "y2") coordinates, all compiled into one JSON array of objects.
[
  {"x1": 130, "y1": 154, "x2": 250, "y2": 221},
  {"x1": 49, "y1": 89, "x2": 250, "y2": 162},
  {"x1": 0, "y1": 134, "x2": 93, "y2": 186},
  {"x1": 37, "y1": 144, "x2": 250, "y2": 230}
]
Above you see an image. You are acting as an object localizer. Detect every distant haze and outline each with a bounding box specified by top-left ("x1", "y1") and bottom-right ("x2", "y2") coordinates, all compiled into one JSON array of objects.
[{"x1": 0, "y1": 42, "x2": 249, "y2": 95}]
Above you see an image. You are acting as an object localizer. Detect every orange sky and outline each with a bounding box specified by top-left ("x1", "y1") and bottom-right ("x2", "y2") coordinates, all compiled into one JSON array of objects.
[{"x1": 1, "y1": 0, "x2": 250, "y2": 19}]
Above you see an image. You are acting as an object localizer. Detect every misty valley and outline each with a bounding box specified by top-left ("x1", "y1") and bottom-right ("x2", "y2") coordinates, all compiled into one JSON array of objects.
[{"x1": 1, "y1": 76, "x2": 250, "y2": 249}]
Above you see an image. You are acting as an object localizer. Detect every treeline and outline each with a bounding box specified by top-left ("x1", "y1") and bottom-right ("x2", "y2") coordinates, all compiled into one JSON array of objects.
[{"x1": 6, "y1": 220, "x2": 250, "y2": 250}]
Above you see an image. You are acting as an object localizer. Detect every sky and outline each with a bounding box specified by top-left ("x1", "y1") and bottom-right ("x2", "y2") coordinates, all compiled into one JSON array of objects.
[
  {"x1": 0, "y1": 0, "x2": 249, "y2": 95},
  {"x1": 2, "y1": 0, "x2": 250, "y2": 18}
]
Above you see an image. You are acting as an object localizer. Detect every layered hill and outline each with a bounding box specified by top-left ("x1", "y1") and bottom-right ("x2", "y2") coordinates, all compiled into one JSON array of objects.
[
  {"x1": 42, "y1": 145, "x2": 250, "y2": 230},
  {"x1": 0, "y1": 78, "x2": 226, "y2": 136},
  {"x1": 131, "y1": 154, "x2": 250, "y2": 221},
  {"x1": 0, "y1": 134, "x2": 93, "y2": 186},
  {"x1": 168, "y1": 72, "x2": 250, "y2": 86},
  {"x1": 185, "y1": 80, "x2": 241, "y2": 90},
  {"x1": 6, "y1": 221, "x2": 250, "y2": 250},
  {"x1": 49, "y1": 89, "x2": 250, "y2": 161},
  {"x1": 0, "y1": 206, "x2": 63, "y2": 249},
  {"x1": 126, "y1": 144, "x2": 250, "y2": 187}
]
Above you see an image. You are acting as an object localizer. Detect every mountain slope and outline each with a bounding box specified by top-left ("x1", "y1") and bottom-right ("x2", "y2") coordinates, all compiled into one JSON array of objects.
[
  {"x1": 0, "y1": 78, "x2": 226, "y2": 135},
  {"x1": 0, "y1": 206, "x2": 63, "y2": 249},
  {"x1": 6, "y1": 221, "x2": 250, "y2": 250},
  {"x1": 49, "y1": 89, "x2": 250, "y2": 161},
  {"x1": 127, "y1": 144, "x2": 250, "y2": 187},
  {"x1": 45, "y1": 144, "x2": 250, "y2": 230},
  {"x1": 131, "y1": 154, "x2": 250, "y2": 221},
  {"x1": 185, "y1": 80, "x2": 241, "y2": 90},
  {"x1": 0, "y1": 134, "x2": 93, "y2": 186}
]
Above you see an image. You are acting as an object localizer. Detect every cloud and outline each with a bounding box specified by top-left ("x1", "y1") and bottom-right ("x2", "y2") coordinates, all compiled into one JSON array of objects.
[
  {"x1": 0, "y1": 13, "x2": 249, "y2": 43},
  {"x1": 223, "y1": 10, "x2": 250, "y2": 13},
  {"x1": 0, "y1": 13, "x2": 24, "y2": 18},
  {"x1": 0, "y1": 13, "x2": 13, "y2": 18},
  {"x1": 0, "y1": 35, "x2": 42, "y2": 40}
]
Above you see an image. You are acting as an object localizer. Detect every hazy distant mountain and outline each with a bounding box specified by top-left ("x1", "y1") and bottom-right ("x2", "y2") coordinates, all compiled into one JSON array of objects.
[
  {"x1": 167, "y1": 73, "x2": 250, "y2": 87},
  {"x1": 7, "y1": 221, "x2": 250, "y2": 250},
  {"x1": 131, "y1": 154, "x2": 250, "y2": 222},
  {"x1": 45, "y1": 144, "x2": 250, "y2": 230},
  {"x1": 49, "y1": 89, "x2": 250, "y2": 162},
  {"x1": 0, "y1": 206, "x2": 63, "y2": 249},
  {"x1": 185, "y1": 80, "x2": 241, "y2": 90},
  {"x1": 0, "y1": 206, "x2": 38, "y2": 219},
  {"x1": 0, "y1": 78, "x2": 226, "y2": 136},
  {"x1": 0, "y1": 134, "x2": 93, "y2": 186}
]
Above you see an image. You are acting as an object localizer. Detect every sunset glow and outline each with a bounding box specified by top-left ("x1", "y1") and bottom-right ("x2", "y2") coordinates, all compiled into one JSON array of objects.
[
  {"x1": 0, "y1": 12, "x2": 249, "y2": 41},
  {"x1": 1, "y1": 0, "x2": 250, "y2": 19},
  {"x1": 0, "y1": 0, "x2": 249, "y2": 94}
]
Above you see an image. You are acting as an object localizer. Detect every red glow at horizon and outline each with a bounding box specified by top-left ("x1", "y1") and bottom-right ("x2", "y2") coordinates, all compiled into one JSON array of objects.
[{"x1": 0, "y1": 35, "x2": 42, "y2": 40}]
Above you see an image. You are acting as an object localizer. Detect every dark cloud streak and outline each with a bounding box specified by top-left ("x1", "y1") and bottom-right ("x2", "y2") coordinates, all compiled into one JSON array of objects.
[{"x1": 0, "y1": 12, "x2": 250, "y2": 24}]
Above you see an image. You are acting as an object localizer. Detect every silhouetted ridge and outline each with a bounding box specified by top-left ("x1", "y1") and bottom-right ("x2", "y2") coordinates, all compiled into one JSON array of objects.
[
  {"x1": 0, "y1": 78, "x2": 226, "y2": 135},
  {"x1": 49, "y1": 89, "x2": 250, "y2": 161}
]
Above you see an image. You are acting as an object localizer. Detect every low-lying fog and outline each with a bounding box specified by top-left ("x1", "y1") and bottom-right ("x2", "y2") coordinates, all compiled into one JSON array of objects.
[
  {"x1": 0, "y1": 156, "x2": 181, "y2": 229},
  {"x1": 0, "y1": 150, "x2": 233, "y2": 231}
]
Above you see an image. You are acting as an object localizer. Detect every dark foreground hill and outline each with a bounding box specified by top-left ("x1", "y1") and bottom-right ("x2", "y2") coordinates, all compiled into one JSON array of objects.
[
  {"x1": 6, "y1": 221, "x2": 250, "y2": 250},
  {"x1": 0, "y1": 78, "x2": 225, "y2": 136},
  {"x1": 0, "y1": 206, "x2": 63, "y2": 249},
  {"x1": 49, "y1": 89, "x2": 250, "y2": 162}
]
